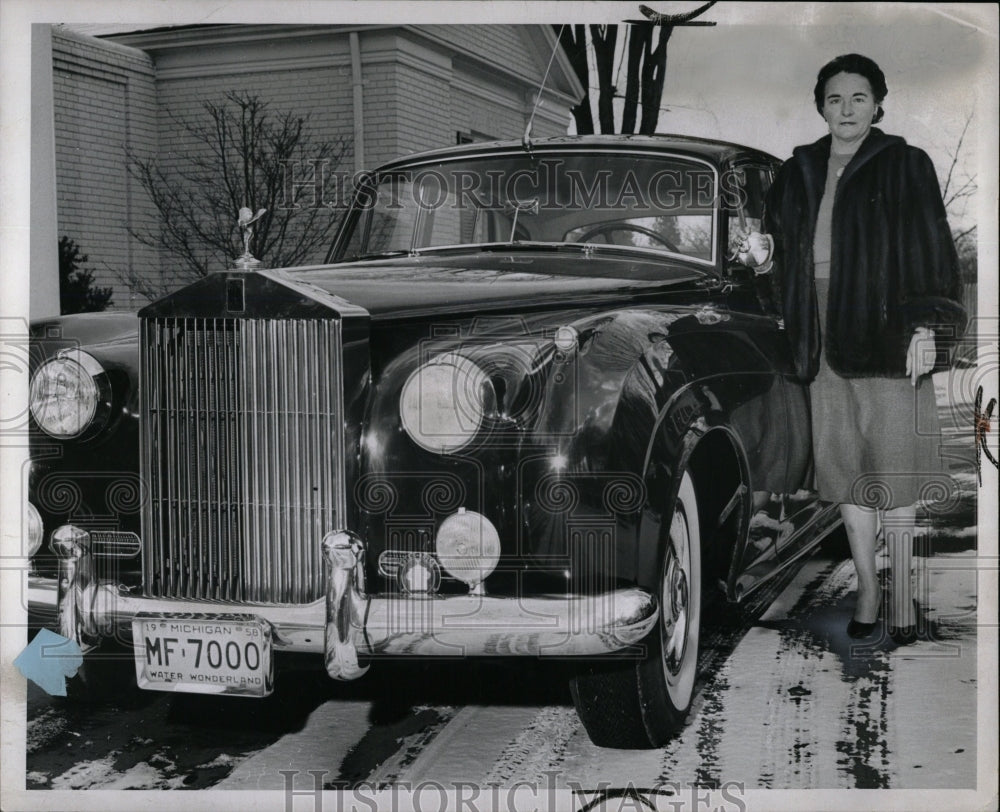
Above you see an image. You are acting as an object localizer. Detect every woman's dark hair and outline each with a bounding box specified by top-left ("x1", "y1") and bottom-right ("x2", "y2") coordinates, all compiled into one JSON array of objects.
[{"x1": 814, "y1": 53, "x2": 887, "y2": 123}]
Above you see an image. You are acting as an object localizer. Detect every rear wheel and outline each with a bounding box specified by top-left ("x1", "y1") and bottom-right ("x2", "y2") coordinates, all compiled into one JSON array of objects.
[{"x1": 571, "y1": 470, "x2": 702, "y2": 748}]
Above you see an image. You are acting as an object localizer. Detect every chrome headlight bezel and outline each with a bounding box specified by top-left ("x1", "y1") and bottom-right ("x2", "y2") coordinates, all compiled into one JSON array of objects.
[
  {"x1": 399, "y1": 352, "x2": 494, "y2": 455},
  {"x1": 26, "y1": 502, "x2": 43, "y2": 558},
  {"x1": 29, "y1": 350, "x2": 113, "y2": 440}
]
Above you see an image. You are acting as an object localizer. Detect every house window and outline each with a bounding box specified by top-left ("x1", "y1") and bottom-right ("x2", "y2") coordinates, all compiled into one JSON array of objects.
[{"x1": 456, "y1": 130, "x2": 494, "y2": 145}]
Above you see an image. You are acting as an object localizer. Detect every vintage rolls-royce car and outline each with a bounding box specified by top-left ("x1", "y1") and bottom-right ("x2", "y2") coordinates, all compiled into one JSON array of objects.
[{"x1": 25, "y1": 135, "x2": 840, "y2": 748}]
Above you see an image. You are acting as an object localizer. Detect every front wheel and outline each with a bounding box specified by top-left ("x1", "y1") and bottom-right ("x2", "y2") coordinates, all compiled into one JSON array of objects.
[{"x1": 570, "y1": 470, "x2": 702, "y2": 748}]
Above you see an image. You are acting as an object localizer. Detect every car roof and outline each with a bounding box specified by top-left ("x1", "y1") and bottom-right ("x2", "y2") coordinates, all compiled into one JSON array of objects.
[{"x1": 375, "y1": 133, "x2": 779, "y2": 172}]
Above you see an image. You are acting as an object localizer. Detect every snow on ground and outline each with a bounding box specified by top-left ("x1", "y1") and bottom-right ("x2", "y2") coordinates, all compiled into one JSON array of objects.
[
  {"x1": 44, "y1": 747, "x2": 264, "y2": 790},
  {"x1": 366, "y1": 547, "x2": 979, "y2": 791},
  {"x1": 49, "y1": 751, "x2": 190, "y2": 790}
]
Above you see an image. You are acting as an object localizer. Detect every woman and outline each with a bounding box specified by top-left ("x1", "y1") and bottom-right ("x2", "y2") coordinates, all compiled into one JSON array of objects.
[{"x1": 738, "y1": 54, "x2": 966, "y2": 643}]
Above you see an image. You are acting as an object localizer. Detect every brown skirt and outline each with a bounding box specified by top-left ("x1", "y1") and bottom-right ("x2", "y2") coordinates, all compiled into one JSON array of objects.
[{"x1": 810, "y1": 278, "x2": 945, "y2": 508}]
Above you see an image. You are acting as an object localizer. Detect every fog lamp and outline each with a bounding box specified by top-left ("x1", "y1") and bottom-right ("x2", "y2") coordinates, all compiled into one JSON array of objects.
[
  {"x1": 26, "y1": 502, "x2": 43, "y2": 558},
  {"x1": 435, "y1": 508, "x2": 501, "y2": 594},
  {"x1": 398, "y1": 553, "x2": 442, "y2": 595}
]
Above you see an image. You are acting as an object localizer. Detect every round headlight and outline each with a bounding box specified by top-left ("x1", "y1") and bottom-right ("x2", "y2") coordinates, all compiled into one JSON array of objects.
[
  {"x1": 26, "y1": 502, "x2": 43, "y2": 558},
  {"x1": 400, "y1": 353, "x2": 493, "y2": 454},
  {"x1": 29, "y1": 351, "x2": 111, "y2": 440}
]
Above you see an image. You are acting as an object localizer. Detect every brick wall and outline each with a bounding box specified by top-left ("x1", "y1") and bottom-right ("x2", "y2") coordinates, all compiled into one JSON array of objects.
[
  {"x1": 396, "y1": 64, "x2": 455, "y2": 155},
  {"x1": 451, "y1": 83, "x2": 524, "y2": 141},
  {"x1": 359, "y1": 60, "x2": 402, "y2": 168},
  {"x1": 420, "y1": 23, "x2": 571, "y2": 139},
  {"x1": 154, "y1": 66, "x2": 354, "y2": 285},
  {"x1": 52, "y1": 25, "x2": 572, "y2": 301},
  {"x1": 423, "y1": 25, "x2": 545, "y2": 84},
  {"x1": 52, "y1": 27, "x2": 160, "y2": 311}
]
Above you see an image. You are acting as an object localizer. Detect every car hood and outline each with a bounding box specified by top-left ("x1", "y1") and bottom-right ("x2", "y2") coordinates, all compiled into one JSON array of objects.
[
  {"x1": 29, "y1": 311, "x2": 139, "y2": 345},
  {"x1": 288, "y1": 250, "x2": 712, "y2": 320}
]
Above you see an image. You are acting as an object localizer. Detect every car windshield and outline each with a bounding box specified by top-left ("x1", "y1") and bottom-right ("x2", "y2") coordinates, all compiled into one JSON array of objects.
[{"x1": 334, "y1": 151, "x2": 717, "y2": 265}]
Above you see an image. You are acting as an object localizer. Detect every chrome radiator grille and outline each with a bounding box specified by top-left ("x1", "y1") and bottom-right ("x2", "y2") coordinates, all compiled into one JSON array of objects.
[{"x1": 140, "y1": 318, "x2": 343, "y2": 604}]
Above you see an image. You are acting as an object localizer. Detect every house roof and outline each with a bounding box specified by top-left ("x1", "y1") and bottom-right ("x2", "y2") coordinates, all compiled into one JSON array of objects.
[{"x1": 63, "y1": 23, "x2": 584, "y2": 104}]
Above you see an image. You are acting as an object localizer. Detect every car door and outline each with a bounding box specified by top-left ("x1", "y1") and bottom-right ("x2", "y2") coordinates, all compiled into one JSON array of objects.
[{"x1": 724, "y1": 159, "x2": 824, "y2": 576}]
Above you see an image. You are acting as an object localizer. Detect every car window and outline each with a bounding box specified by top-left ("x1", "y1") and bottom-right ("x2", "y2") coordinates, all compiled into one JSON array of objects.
[
  {"x1": 335, "y1": 152, "x2": 718, "y2": 265},
  {"x1": 563, "y1": 214, "x2": 712, "y2": 261}
]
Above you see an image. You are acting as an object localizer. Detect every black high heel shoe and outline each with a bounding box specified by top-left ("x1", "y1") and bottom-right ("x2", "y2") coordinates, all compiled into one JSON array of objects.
[
  {"x1": 889, "y1": 599, "x2": 920, "y2": 645},
  {"x1": 847, "y1": 587, "x2": 883, "y2": 639},
  {"x1": 847, "y1": 617, "x2": 878, "y2": 639}
]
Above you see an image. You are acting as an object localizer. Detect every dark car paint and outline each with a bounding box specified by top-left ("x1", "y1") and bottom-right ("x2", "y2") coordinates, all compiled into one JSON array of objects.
[
  {"x1": 292, "y1": 250, "x2": 712, "y2": 320},
  {"x1": 28, "y1": 137, "x2": 826, "y2": 611},
  {"x1": 28, "y1": 315, "x2": 143, "y2": 580},
  {"x1": 28, "y1": 272, "x2": 813, "y2": 602}
]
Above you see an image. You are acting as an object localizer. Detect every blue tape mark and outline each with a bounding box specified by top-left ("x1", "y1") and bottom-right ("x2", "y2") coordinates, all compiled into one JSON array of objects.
[{"x1": 13, "y1": 629, "x2": 83, "y2": 696}]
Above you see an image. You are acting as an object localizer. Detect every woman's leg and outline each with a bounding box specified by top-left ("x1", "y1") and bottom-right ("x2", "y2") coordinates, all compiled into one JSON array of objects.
[
  {"x1": 841, "y1": 503, "x2": 881, "y2": 622},
  {"x1": 884, "y1": 504, "x2": 917, "y2": 628}
]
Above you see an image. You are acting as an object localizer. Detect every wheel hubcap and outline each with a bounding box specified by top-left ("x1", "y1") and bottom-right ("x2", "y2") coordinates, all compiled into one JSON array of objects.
[
  {"x1": 671, "y1": 567, "x2": 688, "y2": 616},
  {"x1": 662, "y1": 510, "x2": 690, "y2": 674}
]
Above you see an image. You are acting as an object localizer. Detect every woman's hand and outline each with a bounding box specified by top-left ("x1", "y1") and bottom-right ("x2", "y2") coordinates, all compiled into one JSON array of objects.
[
  {"x1": 733, "y1": 229, "x2": 774, "y2": 273},
  {"x1": 905, "y1": 327, "x2": 935, "y2": 386}
]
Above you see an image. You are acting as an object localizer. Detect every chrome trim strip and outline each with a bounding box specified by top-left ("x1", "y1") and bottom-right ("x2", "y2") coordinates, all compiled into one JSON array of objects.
[
  {"x1": 733, "y1": 503, "x2": 842, "y2": 602},
  {"x1": 333, "y1": 319, "x2": 348, "y2": 549},
  {"x1": 27, "y1": 576, "x2": 59, "y2": 629},
  {"x1": 381, "y1": 146, "x2": 720, "y2": 174},
  {"x1": 407, "y1": 241, "x2": 717, "y2": 269},
  {"x1": 28, "y1": 575, "x2": 657, "y2": 658}
]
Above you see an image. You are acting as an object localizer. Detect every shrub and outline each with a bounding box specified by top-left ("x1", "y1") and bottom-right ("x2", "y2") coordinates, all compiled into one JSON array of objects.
[{"x1": 59, "y1": 236, "x2": 113, "y2": 313}]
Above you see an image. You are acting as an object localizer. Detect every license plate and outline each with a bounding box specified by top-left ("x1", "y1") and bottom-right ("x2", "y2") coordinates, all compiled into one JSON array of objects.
[{"x1": 132, "y1": 613, "x2": 273, "y2": 697}]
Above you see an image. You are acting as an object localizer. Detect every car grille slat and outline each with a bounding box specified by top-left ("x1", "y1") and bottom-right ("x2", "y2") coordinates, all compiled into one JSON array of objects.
[{"x1": 141, "y1": 317, "x2": 341, "y2": 604}]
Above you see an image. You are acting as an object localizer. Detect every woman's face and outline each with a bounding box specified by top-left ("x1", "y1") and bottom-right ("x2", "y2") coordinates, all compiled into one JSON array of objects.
[{"x1": 821, "y1": 71, "x2": 878, "y2": 147}]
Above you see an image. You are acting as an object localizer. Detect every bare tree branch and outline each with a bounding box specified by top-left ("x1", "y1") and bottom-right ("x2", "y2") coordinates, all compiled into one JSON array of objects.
[
  {"x1": 953, "y1": 224, "x2": 977, "y2": 243},
  {"x1": 942, "y1": 111, "x2": 973, "y2": 202},
  {"x1": 554, "y1": 25, "x2": 594, "y2": 135},
  {"x1": 945, "y1": 175, "x2": 978, "y2": 209},
  {"x1": 638, "y1": 1, "x2": 717, "y2": 25},
  {"x1": 621, "y1": 25, "x2": 647, "y2": 134},
  {"x1": 640, "y1": 24, "x2": 673, "y2": 133},
  {"x1": 127, "y1": 92, "x2": 346, "y2": 285},
  {"x1": 573, "y1": 2, "x2": 716, "y2": 135},
  {"x1": 590, "y1": 24, "x2": 619, "y2": 134}
]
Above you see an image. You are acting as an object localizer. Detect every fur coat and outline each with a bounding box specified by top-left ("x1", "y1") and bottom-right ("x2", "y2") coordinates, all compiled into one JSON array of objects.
[{"x1": 764, "y1": 128, "x2": 966, "y2": 382}]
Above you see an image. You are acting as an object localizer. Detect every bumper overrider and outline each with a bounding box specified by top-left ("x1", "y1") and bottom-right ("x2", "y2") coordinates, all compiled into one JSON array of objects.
[{"x1": 28, "y1": 529, "x2": 659, "y2": 693}]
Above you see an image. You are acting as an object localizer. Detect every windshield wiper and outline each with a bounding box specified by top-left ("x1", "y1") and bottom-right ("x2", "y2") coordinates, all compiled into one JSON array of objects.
[{"x1": 345, "y1": 250, "x2": 412, "y2": 262}]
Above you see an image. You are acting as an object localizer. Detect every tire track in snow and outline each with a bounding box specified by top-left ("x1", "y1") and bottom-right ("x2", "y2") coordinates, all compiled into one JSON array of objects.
[
  {"x1": 654, "y1": 553, "x2": 829, "y2": 788},
  {"x1": 482, "y1": 706, "x2": 580, "y2": 786}
]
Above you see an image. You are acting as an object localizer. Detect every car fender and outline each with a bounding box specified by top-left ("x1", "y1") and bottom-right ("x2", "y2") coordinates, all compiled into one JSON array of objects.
[
  {"x1": 525, "y1": 305, "x2": 782, "y2": 588},
  {"x1": 26, "y1": 313, "x2": 142, "y2": 578}
]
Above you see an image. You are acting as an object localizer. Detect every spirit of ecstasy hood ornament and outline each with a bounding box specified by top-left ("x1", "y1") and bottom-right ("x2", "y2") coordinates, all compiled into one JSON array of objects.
[{"x1": 233, "y1": 207, "x2": 266, "y2": 271}]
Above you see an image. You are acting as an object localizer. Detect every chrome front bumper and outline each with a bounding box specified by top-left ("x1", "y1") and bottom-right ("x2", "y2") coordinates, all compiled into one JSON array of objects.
[{"x1": 28, "y1": 530, "x2": 658, "y2": 682}]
